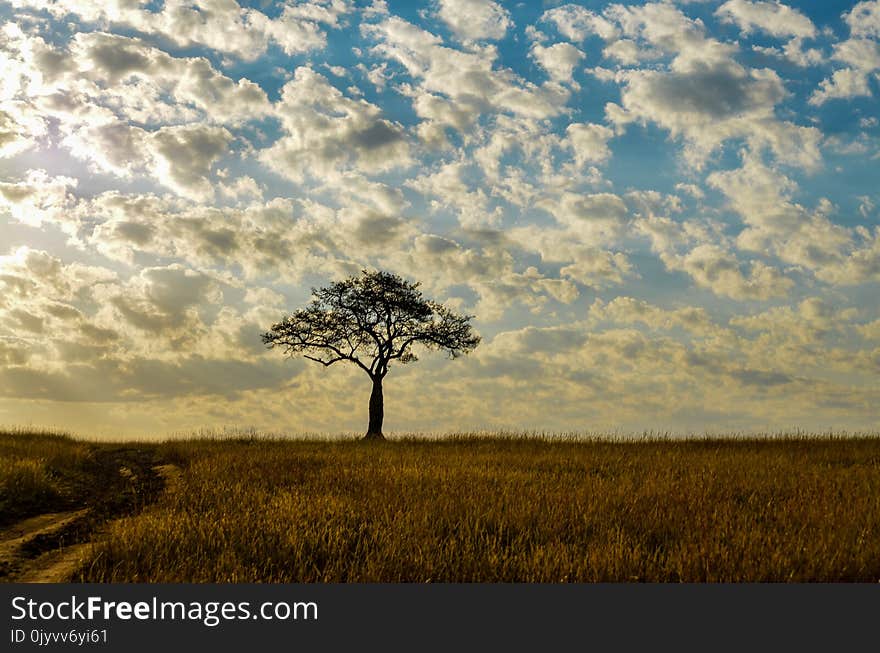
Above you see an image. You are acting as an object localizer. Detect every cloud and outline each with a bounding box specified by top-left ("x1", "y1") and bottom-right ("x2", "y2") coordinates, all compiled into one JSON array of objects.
[
  {"x1": 260, "y1": 67, "x2": 410, "y2": 183},
  {"x1": 63, "y1": 122, "x2": 233, "y2": 200},
  {"x1": 80, "y1": 193, "x2": 315, "y2": 279},
  {"x1": 857, "y1": 318, "x2": 880, "y2": 340},
  {"x1": 101, "y1": 265, "x2": 222, "y2": 346},
  {"x1": 0, "y1": 27, "x2": 263, "y2": 131},
  {"x1": 148, "y1": 124, "x2": 234, "y2": 201},
  {"x1": 558, "y1": 250, "x2": 634, "y2": 289},
  {"x1": 1, "y1": 29, "x2": 268, "y2": 199},
  {"x1": 732, "y1": 297, "x2": 853, "y2": 343},
  {"x1": 540, "y1": 3, "x2": 822, "y2": 169},
  {"x1": 707, "y1": 153, "x2": 880, "y2": 285},
  {"x1": 662, "y1": 244, "x2": 794, "y2": 301},
  {"x1": 0, "y1": 247, "x2": 121, "y2": 370},
  {"x1": 715, "y1": 1, "x2": 817, "y2": 39},
  {"x1": 68, "y1": 31, "x2": 271, "y2": 123},
  {"x1": 0, "y1": 339, "x2": 29, "y2": 365},
  {"x1": 714, "y1": 1, "x2": 822, "y2": 68},
  {"x1": 0, "y1": 170, "x2": 78, "y2": 227},
  {"x1": 0, "y1": 247, "x2": 116, "y2": 299},
  {"x1": 530, "y1": 42, "x2": 585, "y2": 84},
  {"x1": 71, "y1": 189, "x2": 426, "y2": 298},
  {"x1": 435, "y1": 0, "x2": 511, "y2": 42},
  {"x1": 811, "y1": 67, "x2": 874, "y2": 105},
  {"x1": 0, "y1": 355, "x2": 296, "y2": 402},
  {"x1": 407, "y1": 161, "x2": 500, "y2": 228},
  {"x1": 9, "y1": 0, "x2": 352, "y2": 61},
  {"x1": 541, "y1": 5, "x2": 618, "y2": 42},
  {"x1": 811, "y1": 2, "x2": 880, "y2": 104},
  {"x1": 388, "y1": 234, "x2": 579, "y2": 321},
  {"x1": 752, "y1": 39, "x2": 824, "y2": 68},
  {"x1": 604, "y1": 2, "x2": 713, "y2": 63},
  {"x1": 846, "y1": 1, "x2": 880, "y2": 39},
  {"x1": 630, "y1": 187, "x2": 797, "y2": 300},
  {"x1": 538, "y1": 192, "x2": 630, "y2": 243},
  {"x1": 564, "y1": 122, "x2": 615, "y2": 166},
  {"x1": 811, "y1": 39, "x2": 880, "y2": 104},
  {"x1": 611, "y1": 54, "x2": 821, "y2": 169},
  {"x1": 591, "y1": 296, "x2": 723, "y2": 338},
  {"x1": 471, "y1": 315, "x2": 860, "y2": 430},
  {"x1": 506, "y1": 224, "x2": 635, "y2": 290},
  {"x1": 364, "y1": 15, "x2": 570, "y2": 136},
  {"x1": 0, "y1": 101, "x2": 47, "y2": 158}
]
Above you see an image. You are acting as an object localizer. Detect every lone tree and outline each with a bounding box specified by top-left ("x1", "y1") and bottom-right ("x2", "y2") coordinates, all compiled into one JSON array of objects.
[{"x1": 262, "y1": 270, "x2": 480, "y2": 440}]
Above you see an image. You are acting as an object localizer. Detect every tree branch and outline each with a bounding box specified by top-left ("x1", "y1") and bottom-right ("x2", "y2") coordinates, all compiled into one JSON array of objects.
[
  {"x1": 263, "y1": 270, "x2": 479, "y2": 381},
  {"x1": 303, "y1": 354, "x2": 347, "y2": 367}
]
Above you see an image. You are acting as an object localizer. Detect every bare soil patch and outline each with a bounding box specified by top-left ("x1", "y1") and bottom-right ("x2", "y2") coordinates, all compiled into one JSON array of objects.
[{"x1": 0, "y1": 447, "x2": 179, "y2": 583}]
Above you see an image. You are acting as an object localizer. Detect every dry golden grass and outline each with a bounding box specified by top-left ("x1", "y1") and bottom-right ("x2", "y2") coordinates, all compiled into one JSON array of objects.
[
  {"x1": 0, "y1": 429, "x2": 93, "y2": 527},
  {"x1": 72, "y1": 434, "x2": 880, "y2": 582}
]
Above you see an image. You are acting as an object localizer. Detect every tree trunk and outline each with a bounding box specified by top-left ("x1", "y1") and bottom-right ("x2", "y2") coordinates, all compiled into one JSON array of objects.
[{"x1": 364, "y1": 375, "x2": 385, "y2": 440}]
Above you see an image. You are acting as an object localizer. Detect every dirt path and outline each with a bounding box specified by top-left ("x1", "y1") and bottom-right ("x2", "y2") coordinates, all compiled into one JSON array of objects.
[
  {"x1": 1, "y1": 449, "x2": 180, "y2": 583},
  {"x1": 0, "y1": 509, "x2": 91, "y2": 578},
  {"x1": 14, "y1": 542, "x2": 98, "y2": 583},
  {"x1": 0, "y1": 509, "x2": 90, "y2": 549}
]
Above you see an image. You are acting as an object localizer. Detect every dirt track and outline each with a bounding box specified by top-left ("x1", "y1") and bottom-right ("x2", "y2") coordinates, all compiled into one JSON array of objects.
[{"x1": 0, "y1": 448, "x2": 179, "y2": 583}]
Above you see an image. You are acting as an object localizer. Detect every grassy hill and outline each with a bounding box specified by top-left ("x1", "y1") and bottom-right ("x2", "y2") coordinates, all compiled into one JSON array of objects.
[{"x1": 2, "y1": 430, "x2": 880, "y2": 582}]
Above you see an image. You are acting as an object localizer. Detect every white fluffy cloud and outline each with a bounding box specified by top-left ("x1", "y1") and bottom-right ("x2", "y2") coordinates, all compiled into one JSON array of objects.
[
  {"x1": 663, "y1": 244, "x2": 794, "y2": 301},
  {"x1": 260, "y1": 66, "x2": 410, "y2": 183},
  {"x1": 61, "y1": 121, "x2": 234, "y2": 200},
  {"x1": 564, "y1": 122, "x2": 615, "y2": 166},
  {"x1": 0, "y1": 170, "x2": 78, "y2": 227},
  {"x1": 602, "y1": 4, "x2": 822, "y2": 168},
  {"x1": 811, "y1": 2, "x2": 880, "y2": 104},
  {"x1": 530, "y1": 42, "x2": 585, "y2": 83},
  {"x1": 542, "y1": 5, "x2": 619, "y2": 42},
  {"x1": 708, "y1": 154, "x2": 880, "y2": 285},
  {"x1": 149, "y1": 125, "x2": 235, "y2": 201},
  {"x1": 589, "y1": 297, "x2": 719, "y2": 337},
  {"x1": 716, "y1": 1, "x2": 817, "y2": 39},
  {"x1": 846, "y1": 0, "x2": 880, "y2": 39},
  {"x1": 435, "y1": 0, "x2": 511, "y2": 41},
  {"x1": 611, "y1": 59, "x2": 814, "y2": 167},
  {"x1": 539, "y1": 192, "x2": 630, "y2": 243},
  {"x1": 0, "y1": 101, "x2": 47, "y2": 158},
  {"x1": 8, "y1": 0, "x2": 353, "y2": 61},
  {"x1": 716, "y1": 1, "x2": 822, "y2": 68},
  {"x1": 364, "y1": 15, "x2": 570, "y2": 138},
  {"x1": 67, "y1": 32, "x2": 271, "y2": 123}
]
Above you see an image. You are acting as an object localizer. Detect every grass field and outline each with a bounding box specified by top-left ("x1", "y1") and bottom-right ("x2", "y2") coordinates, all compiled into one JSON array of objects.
[
  {"x1": 2, "y1": 430, "x2": 880, "y2": 582},
  {"x1": 0, "y1": 429, "x2": 93, "y2": 528}
]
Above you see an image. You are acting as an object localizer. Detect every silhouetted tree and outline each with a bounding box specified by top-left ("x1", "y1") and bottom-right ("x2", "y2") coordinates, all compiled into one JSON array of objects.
[{"x1": 262, "y1": 270, "x2": 480, "y2": 440}]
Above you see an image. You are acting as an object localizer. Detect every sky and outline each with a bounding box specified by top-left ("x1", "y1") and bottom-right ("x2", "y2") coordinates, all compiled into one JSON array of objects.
[{"x1": 0, "y1": 0, "x2": 878, "y2": 438}]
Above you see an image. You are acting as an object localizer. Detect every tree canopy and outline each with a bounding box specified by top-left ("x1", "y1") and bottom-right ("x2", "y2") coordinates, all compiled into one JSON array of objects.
[{"x1": 262, "y1": 270, "x2": 480, "y2": 439}]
